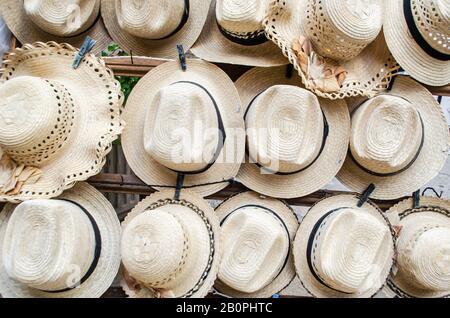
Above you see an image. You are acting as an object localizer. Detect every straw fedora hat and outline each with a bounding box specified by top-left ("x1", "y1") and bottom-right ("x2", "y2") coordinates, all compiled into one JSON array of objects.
[
  {"x1": 0, "y1": 42, "x2": 124, "y2": 203},
  {"x1": 293, "y1": 194, "x2": 396, "y2": 298},
  {"x1": 236, "y1": 66, "x2": 350, "y2": 199},
  {"x1": 385, "y1": 196, "x2": 450, "y2": 298},
  {"x1": 337, "y1": 76, "x2": 449, "y2": 200},
  {"x1": 120, "y1": 189, "x2": 221, "y2": 298},
  {"x1": 122, "y1": 59, "x2": 245, "y2": 198},
  {"x1": 101, "y1": 0, "x2": 211, "y2": 58},
  {"x1": 190, "y1": 0, "x2": 287, "y2": 66},
  {"x1": 384, "y1": 0, "x2": 450, "y2": 86},
  {"x1": 0, "y1": 0, "x2": 111, "y2": 55},
  {"x1": 263, "y1": 0, "x2": 399, "y2": 99},
  {"x1": 0, "y1": 182, "x2": 121, "y2": 298},
  {"x1": 213, "y1": 191, "x2": 298, "y2": 298}
]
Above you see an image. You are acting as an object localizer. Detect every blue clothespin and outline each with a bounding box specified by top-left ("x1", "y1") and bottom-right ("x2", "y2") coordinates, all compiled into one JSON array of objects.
[
  {"x1": 177, "y1": 44, "x2": 187, "y2": 72},
  {"x1": 272, "y1": 294, "x2": 280, "y2": 299},
  {"x1": 72, "y1": 36, "x2": 97, "y2": 69}
]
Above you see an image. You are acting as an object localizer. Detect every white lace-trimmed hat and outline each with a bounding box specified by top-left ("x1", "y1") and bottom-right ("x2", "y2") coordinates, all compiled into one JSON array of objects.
[
  {"x1": 101, "y1": 0, "x2": 211, "y2": 58},
  {"x1": 0, "y1": 0, "x2": 111, "y2": 55},
  {"x1": 191, "y1": 0, "x2": 287, "y2": 66},
  {"x1": 0, "y1": 42, "x2": 124, "y2": 203},
  {"x1": 384, "y1": 0, "x2": 450, "y2": 86},
  {"x1": 0, "y1": 182, "x2": 121, "y2": 298},
  {"x1": 214, "y1": 191, "x2": 298, "y2": 298},
  {"x1": 293, "y1": 194, "x2": 396, "y2": 298},
  {"x1": 120, "y1": 189, "x2": 221, "y2": 298}
]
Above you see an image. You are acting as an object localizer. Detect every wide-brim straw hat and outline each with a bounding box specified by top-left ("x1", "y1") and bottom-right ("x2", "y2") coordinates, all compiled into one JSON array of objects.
[
  {"x1": 120, "y1": 189, "x2": 221, "y2": 298},
  {"x1": 263, "y1": 0, "x2": 399, "y2": 99},
  {"x1": 337, "y1": 76, "x2": 449, "y2": 200},
  {"x1": 122, "y1": 59, "x2": 245, "y2": 198},
  {"x1": 191, "y1": 0, "x2": 287, "y2": 67},
  {"x1": 101, "y1": 0, "x2": 211, "y2": 58},
  {"x1": 293, "y1": 194, "x2": 396, "y2": 298},
  {"x1": 0, "y1": 1, "x2": 111, "y2": 55},
  {"x1": 0, "y1": 42, "x2": 124, "y2": 203},
  {"x1": 236, "y1": 66, "x2": 350, "y2": 199},
  {"x1": 0, "y1": 182, "x2": 121, "y2": 298},
  {"x1": 214, "y1": 191, "x2": 298, "y2": 298}
]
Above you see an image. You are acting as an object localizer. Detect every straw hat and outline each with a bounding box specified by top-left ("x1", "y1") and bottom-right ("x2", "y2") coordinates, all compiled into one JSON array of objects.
[
  {"x1": 236, "y1": 66, "x2": 350, "y2": 199},
  {"x1": 120, "y1": 189, "x2": 221, "y2": 298},
  {"x1": 122, "y1": 59, "x2": 245, "y2": 198},
  {"x1": 293, "y1": 194, "x2": 396, "y2": 298},
  {"x1": 0, "y1": 182, "x2": 121, "y2": 298},
  {"x1": 263, "y1": 0, "x2": 399, "y2": 99},
  {"x1": 385, "y1": 196, "x2": 450, "y2": 298},
  {"x1": 190, "y1": 0, "x2": 287, "y2": 66},
  {"x1": 213, "y1": 191, "x2": 298, "y2": 298},
  {"x1": 101, "y1": 0, "x2": 211, "y2": 58},
  {"x1": 0, "y1": 0, "x2": 111, "y2": 55},
  {"x1": 337, "y1": 76, "x2": 449, "y2": 200},
  {"x1": 0, "y1": 42, "x2": 124, "y2": 203},
  {"x1": 384, "y1": 0, "x2": 450, "y2": 86}
]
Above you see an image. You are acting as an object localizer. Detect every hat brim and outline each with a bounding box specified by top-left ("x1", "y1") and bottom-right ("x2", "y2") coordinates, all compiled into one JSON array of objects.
[
  {"x1": 0, "y1": 182, "x2": 121, "y2": 298},
  {"x1": 336, "y1": 76, "x2": 449, "y2": 200},
  {"x1": 235, "y1": 66, "x2": 350, "y2": 199}
]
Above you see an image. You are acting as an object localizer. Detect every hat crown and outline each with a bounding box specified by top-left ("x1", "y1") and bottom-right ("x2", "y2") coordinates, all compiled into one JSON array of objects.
[
  {"x1": 24, "y1": 0, "x2": 100, "y2": 37},
  {"x1": 216, "y1": 0, "x2": 269, "y2": 35},
  {"x1": 116, "y1": 0, "x2": 186, "y2": 39},
  {"x1": 0, "y1": 76, "x2": 76, "y2": 166},
  {"x1": 246, "y1": 86, "x2": 324, "y2": 174},
  {"x1": 2, "y1": 200, "x2": 96, "y2": 291}
]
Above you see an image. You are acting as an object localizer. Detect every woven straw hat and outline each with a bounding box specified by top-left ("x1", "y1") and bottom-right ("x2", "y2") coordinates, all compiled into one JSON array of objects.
[
  {"x1": 214, "y1": 191, "x2": 298, "y2": 298},
  {"x1": 0, "y1": 42, "x2": 124, "y2": 203},
  {"x1": 120, "y1": 189, "x2": 220, "y2": 298},
  {"x1": 264, "y1": 0, "x2": 399, "y2": 99},
  {"x1": 0, "y1": 182, "x2": 121, "y2": 298},
  {"x1": 293, "y1": 194, "x2": 396, "y2": 298},
  {"x1": 101, "y1": 0, "x2": 211, "y2": 58},
  {"x1": 236, "y1": 66, "x2": 350, "y2": 199},
  {"x1": 122, "y1": 59, "x2": 245, "y2": 198},
  {"x1": 0, "y1": 0, "x2": 111, "y2": 55},
  {"x1": 337, "y1": 76, "x2": 449, "y2": 200},
  {"x1": 385, "y1": 196, "x2": 450, "y2": 298},
  {"x1": 384, "y1": 0, "x2": 450, "y2": 86},
  {"x1": 191, "y1": 0, "x2": 287, "y2": 66}
]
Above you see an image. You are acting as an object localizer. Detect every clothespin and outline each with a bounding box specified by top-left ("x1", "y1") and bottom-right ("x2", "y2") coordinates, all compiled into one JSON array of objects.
[
  {"x1": 357, "y1": 184, "x2": 376, "y2": 208},
  {"x1": 174, "y1": 173, "x2": 185, "y2": 200},
  {"x1": 72, "y1": 36, "x2": 96, "y2": 69},
  {"x1": 413, "y1": 190, "x2": 421, "y2": 208},
  {"x1": 285, "y1": 64, "x2": 294, "y2": 79},
  {"x1": 177, "y1": 45, "x2": 187, "y2": 71}
]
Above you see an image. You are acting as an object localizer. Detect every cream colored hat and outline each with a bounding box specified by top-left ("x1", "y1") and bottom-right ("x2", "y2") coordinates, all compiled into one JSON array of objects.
[
  {"x1": 0, "y1": 42, "x2": 124, "y2": 203},
  {"x1": 384, "y1": 0, "x2": 450, "y2": 86},
  {"x1": 294, "y1": 194, "x2": 396, "y2": 298},
  {"x1": 101, "y1": 0, "x2": 211, "y2": 58},
  {"x1": 122, "y1": 59, "x2": 245, "y2": 198},
  {"x1": 264, "y1": 0, "x2": 399, "y2": 99},
  {"x1": 236, "y1": 67, "x2": 350, "y2": 199},
  {"x1": 0, "y1": 182, "x2": 121, "y2": 298},
  {"x1": 337, "y1": 76, "x2": 449, "y2": 200},
  {"x1": 120, "y1": 189, "x2": 220, "y2": 298},
  {"x1": 0, "y1": 0, "x2": 111, "y2": 55},
  {"x1": 385, "y1": 196, "x2": 450, "y2": 298},
  {"x1": 214, "y1": 191, "x2": 298, "y2": 298},
  {"x1": 191, "y1": 0, "x2": 287, "y2": 66}
]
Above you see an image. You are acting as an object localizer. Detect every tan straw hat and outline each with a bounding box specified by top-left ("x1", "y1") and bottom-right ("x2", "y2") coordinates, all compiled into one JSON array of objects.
[
  {"x1": 337, "y1": 76, "x2": 449, "y2": 200},
  {"x1": 122, "y1": 59, "x2": 245, "y2": 198},
  {"x1": 0, "y1": 0, "x2": 111, "y2": 55},
  {"x1": 191, "y1": 0, "x2": 287, "y2": 66},
  {"x1": 0, "y1": 182, "x2": 121, "y2": 298},
  {"x1": 293, "y1": 194, "x2": 396, "y2": 298},
  {"x1": 385, "y1": 196, "x2": 450, "y2": 298},
  {"x1": 101, "y1": 0, "x2": 211, "y2": 58},
  {"x1": 236, "y1": 66, "x2": 350, "y2": 199},
  {"x1": 263, "y1": 0, "x2": 399, "y2": 99},
  {"x1": 214, "y1": 191, "x2": 298, "y2": 298},
  {"x1": 0, "y1": 42, "x2": 124, "y2": 203},
  {"x1": 120, "y1": 189, "x2": 221, "y2": 298},
  {"x1": 384, "y1": 0, "x2": 450, "y2": 86}
]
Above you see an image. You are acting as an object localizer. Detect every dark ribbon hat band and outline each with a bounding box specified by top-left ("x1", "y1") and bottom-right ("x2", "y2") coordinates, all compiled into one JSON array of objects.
[
  {"x1": 157, "y1": 0, "x2": 190, "y2": 40},
  {"x1": 217, "y1": 21, "x2": 268, "y2": 46}
]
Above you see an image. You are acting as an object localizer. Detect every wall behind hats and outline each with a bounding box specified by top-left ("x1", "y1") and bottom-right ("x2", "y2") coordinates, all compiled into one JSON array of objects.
[{"x1": 0, "y1": 15, "x2": 11, "y2": 60}]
